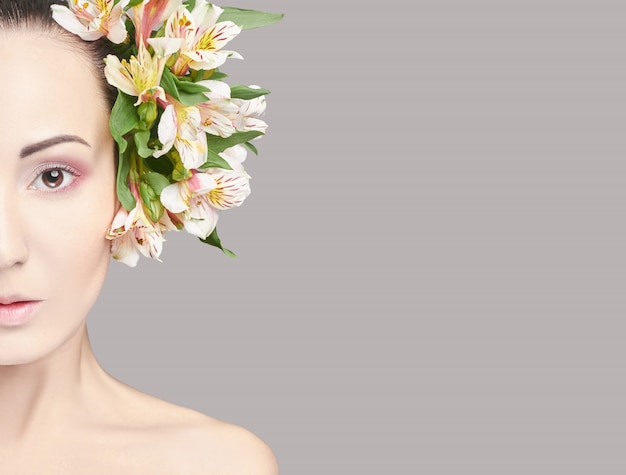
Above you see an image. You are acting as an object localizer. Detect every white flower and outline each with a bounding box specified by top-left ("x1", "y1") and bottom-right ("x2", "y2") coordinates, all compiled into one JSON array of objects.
[
  {"x1": 231, "y1": 93, "x2": 268, "y2": 134},
  {"x1": 196, "y1": 80, "x2": 239, "y2": 137},
  {"x1": 203, "y1": 145, "x2": 251, "y2": 210},
  {"x1": 104, "y1": 39, "x2": 181, "y2": 105},
  {"x1": 154, "y1": 99, "x2": 208, "y2": 170},
  {"x1": 165, "y1": 1, "x2": 242, "y2": 75},
  {"x1": 51, "y1": 0, "x2": 130, "y2": 43},
  {"x1": 160, "y1": 171, "x2": 219, "y2": 238},
  {"x1": 107, "y1": 205, "x2": 166, "y2": 266}
]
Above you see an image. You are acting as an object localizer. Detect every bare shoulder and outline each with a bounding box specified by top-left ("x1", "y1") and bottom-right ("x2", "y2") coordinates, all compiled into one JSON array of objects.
[
  {"x1": 148, "y1": 405, "x2": 279, "y2": 475},
  {"x1": 191, "y1": 415, "x2": 279, "y2": 475},
  {"x1": 104, "y1": 385, "x2": 278, "y2": 474}
]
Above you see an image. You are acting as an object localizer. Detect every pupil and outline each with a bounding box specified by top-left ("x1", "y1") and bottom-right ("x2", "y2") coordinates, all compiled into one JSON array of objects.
[{"x1": 44, "y1": 170, "x2": 63, "y2": 188}]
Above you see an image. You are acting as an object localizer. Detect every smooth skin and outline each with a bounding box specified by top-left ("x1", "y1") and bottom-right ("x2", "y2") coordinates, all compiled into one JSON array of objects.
[{"x1": 0, "y1": 32, "x2": 277, "y2": 475}]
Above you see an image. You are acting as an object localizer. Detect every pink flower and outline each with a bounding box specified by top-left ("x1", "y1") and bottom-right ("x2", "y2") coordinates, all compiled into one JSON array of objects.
[{"x1": 130, "y1": 0, "x2": 183, "y2": 47}]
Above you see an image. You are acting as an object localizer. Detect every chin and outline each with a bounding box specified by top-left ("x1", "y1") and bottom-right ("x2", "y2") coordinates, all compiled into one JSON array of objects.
[{"x1": 0, "y1": 316, "x2": 88, "y2": 366}]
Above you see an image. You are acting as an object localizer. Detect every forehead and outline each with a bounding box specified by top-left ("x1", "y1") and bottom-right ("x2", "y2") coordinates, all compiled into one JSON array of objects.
[{"x1": 0, "y1": 32, "x2": 110, "y2": 155}]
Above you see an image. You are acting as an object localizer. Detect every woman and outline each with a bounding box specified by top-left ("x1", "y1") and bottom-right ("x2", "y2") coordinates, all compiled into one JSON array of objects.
[{"x1": 0, "y1": 0, "x2": 279, "y2": 472}]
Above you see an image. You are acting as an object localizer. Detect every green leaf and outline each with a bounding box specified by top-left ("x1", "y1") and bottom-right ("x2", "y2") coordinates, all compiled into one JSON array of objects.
[
  {"x1": 206, "y1": 130, "x2": 263, "y2": 154},
  {"x1": 110, "y1": 92, "x2": 139, "y2": 154},
  {"x1": 176, "y1": 77, "x2": 212, "y2": 93},
  {"x1": 116, "y1": 148, "x2": 136, "y2": 211},
  {"x1": 127, "y1": 0, "x2": 143, "y2": 7},
  {"x1": 220, "y1": 7, "x2": 284, "y2": 30},
  {"x1": 110, "y1": 92, "x2": 139, "y2": 211},
  {"x1": 208, "y1": 71, "x2": 228, "y2": 80},
  {"x1": 134, "y1": 130, "x2": 153, "y2": 158},
  {"x1": 178, "y1": 91, "x2": 210, "y2": 106},
  {"x1": 161, "y1": 68, "x2": 180, "y2": 101},
  {"x1": 200, "y1": 228, "x2": 237, "y2": 257},
  {"x1": 161, "y1": 68, "x2": 210, "y2": 106},
  {"x1": 143, "y1": 172, "x2": 171, "y2": 195},
  {"x1": 230, "y1": 85, "x2": 270, "y2": 100},
  {"x1": 199, "y1": 149, "x2": 234, "y2": 170},
  {"x1": 243, "y1": 141, "x2": 258, "y2": 155}
]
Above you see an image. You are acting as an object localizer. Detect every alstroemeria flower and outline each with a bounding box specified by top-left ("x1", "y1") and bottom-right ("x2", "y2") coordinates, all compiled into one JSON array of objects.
[
  {"x1": 160, "y1": 171, "x2": 219, "y2": 238},
  {"x1": 204, "y1": 168, "x2": 251, "y2": 210},
  {"x1": 130, "y1": 0, "x2": 183, "y2": 47},
  {"x1": 165, "y1": 2, "x2": 242, "y2": 75},
  {"x1": 195, "y1": 81, "x2": 267, "y2": 136},
  {"x1": 203, "y1": 145, "x2": 251, "y2": 210},
  {"x1": 231, "y1": 90, "x2": 268, "y2": 134},
  {"x1": 51, "y1": 0, "x2": 129, "y2": 43},
  {"x1": 195, "y1": 80, "x2": 239, "y2": 137},
  {"x1": 107, "y1": 204, "x2": 166, "y2": 267},
  {"x1": 154, "y1": 98, "x2": 208, "y2": 170},
  {"x1": 104, "y1": 39, "x2": 180, "y2": 105}
]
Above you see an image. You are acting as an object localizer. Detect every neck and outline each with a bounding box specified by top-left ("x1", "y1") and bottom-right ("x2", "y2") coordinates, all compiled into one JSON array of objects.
[{"x1": 0, "y1": 323, "x2": 103, "y2": 444}]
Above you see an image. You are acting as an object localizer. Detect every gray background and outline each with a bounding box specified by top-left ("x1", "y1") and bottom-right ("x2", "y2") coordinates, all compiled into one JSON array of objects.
[{"x1": 89, "y1": 1, "x2": 626, "y2": 473}]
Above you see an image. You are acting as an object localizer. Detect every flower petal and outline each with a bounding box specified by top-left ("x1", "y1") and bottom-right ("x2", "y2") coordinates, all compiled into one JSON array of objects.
[
  {"x1": 176, "y1": 133, "x2": 207, "y2": 170},
  {"x1": 105, "y1": 1, "x2": 129, "y2": 43},
  {"x1": 219, "y1": 144, "x2": 248, "y2": 168},
  {"x1": 206, "y1": 168, "x2": 251, "y2": 210},
  {"x1": 50, "y1": 5, "x2": 92, "y2": 34},
  {"x1": 197, "y1": 79, "x2": 232, "y2": 100},
  {"x1": 110, "y1": 233, "x2": 140, "y2": 267},
  {"x1": 147, "y1": 37, "x2": 184, "y2": 57},
  {"x1": 103, "y1": 55, "x2": 138, "y2": 96},
  {"x1": 154, "y1": 104, "x2": 177, "y2": 156},
  {"x1": 189, "y1": 172, "x2": 218, "y2": 194},
  {"x1": 191, "y1": 1, "x2": 223, "y2": 29},
  {"x1": 200, "y1": 21, "x2": 242, "y2": 51},
  {"x1": 183, "y1": 49, "x2": 241, "y2": 71},
  {"x1": 183, "y1": 199, "x2": 219, "y2": 238},
  {"x1": 160, "y1": 182, "x2": 188, "y2": 213}
]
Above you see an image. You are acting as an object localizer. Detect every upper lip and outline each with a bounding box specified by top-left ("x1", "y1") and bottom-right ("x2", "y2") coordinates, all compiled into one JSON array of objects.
[{"x1": 0, "y1": 296, "x2": 39, "y2": 305}]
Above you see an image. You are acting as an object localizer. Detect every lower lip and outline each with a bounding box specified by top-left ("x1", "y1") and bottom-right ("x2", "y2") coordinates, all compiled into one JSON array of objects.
[{"x1": 0, "y1": 301, "x2": 41, "y2": 327}]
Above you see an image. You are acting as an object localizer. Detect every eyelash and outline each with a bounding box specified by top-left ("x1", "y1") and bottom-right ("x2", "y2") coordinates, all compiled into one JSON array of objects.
[{"x1": 30, "y1": 162, "x2": 81, "y2": 192}]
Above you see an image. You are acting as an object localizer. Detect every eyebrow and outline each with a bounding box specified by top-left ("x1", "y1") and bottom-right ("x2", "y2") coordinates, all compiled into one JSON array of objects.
[{"x1": 20, "y1": 135, "x2": 91, "y2": 158}]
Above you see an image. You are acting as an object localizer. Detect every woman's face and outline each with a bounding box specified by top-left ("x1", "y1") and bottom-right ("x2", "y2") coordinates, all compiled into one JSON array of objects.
[{"x1": 0, "y1": 32, "x2": 118, "y2": 365}]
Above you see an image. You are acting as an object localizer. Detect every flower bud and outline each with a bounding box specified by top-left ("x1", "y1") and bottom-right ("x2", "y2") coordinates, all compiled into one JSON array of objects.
[
  {"x1": 138, "y1": 101, "x2": 158, "y2": 130},
  {"x1": 140, "y1": 181, "x2": 164, "y2": 222}
]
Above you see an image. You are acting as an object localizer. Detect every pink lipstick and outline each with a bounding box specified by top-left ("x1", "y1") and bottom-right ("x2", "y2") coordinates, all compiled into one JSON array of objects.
[{"x1": 0, "y1": 300, "x2": 41, "y2": 327}]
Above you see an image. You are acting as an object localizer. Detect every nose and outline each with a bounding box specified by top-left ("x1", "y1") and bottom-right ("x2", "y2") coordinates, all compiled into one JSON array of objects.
[{"x1": 0, "y1": 193, "x2": 28, "y2": 269}]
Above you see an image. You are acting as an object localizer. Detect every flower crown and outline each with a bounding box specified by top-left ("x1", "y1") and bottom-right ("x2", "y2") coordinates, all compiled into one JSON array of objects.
[{"x1": 50, "y1": 0, "x2": 282, "y2": 266}]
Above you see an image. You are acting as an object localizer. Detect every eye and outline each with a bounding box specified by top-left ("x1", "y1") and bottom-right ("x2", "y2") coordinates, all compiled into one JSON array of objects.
[{"x1": 30, "y1": 164, "x2": 81, "y2": 191}]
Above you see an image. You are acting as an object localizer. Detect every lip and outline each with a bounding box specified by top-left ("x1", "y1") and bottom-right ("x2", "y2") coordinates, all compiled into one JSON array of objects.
[{"x1": 0, "y1": 300, "x2": 42, "y2": 327}]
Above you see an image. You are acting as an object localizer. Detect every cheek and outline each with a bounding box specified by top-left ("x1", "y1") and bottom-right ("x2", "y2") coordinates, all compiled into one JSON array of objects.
[
  {"x1": 1, "y1": 176, "x2": 119, "y2": 364},
  {"x1": 28, "y1": 174, "x2": 118, "y2": 303}
]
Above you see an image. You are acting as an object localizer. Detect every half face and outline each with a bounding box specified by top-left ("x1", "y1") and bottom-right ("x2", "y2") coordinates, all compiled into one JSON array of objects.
[{"x1": 0, "y1": 32, "x2": 118, "y2": 365}]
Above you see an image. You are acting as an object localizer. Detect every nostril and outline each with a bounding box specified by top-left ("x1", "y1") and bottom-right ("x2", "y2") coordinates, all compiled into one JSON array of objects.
[
  {"x1": 0, "y1": 240, "x2": 28, "y2": 269},
  {"x1": 0, "y1": 211, "x2": 29, "y2": 270}
]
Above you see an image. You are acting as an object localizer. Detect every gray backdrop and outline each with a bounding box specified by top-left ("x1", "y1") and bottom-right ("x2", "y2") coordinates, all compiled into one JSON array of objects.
[{"x1": 89, "y1": 1, "x2": 626, "y2": 473}]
